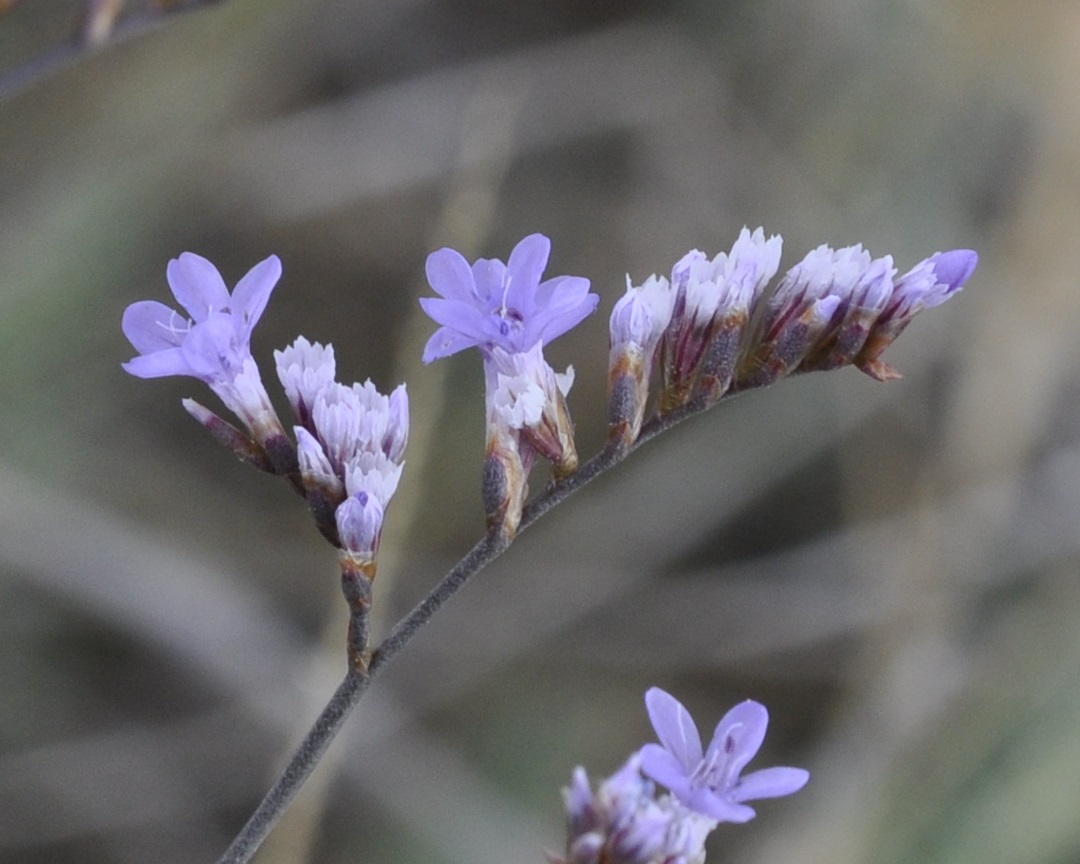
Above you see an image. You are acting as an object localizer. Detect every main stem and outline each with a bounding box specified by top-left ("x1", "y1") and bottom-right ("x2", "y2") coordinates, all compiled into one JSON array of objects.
[{"x1": 215, "y1": 399, "x2": 706, "y2": 864}]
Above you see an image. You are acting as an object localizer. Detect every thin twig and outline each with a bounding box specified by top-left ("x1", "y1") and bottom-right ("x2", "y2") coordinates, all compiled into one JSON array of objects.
[
  {"x1": 215, "y1": 669, "x2": 370, "y2": 864},
  {"x1": 212, "y1": 394, "x2": 716, "y2": 864}
]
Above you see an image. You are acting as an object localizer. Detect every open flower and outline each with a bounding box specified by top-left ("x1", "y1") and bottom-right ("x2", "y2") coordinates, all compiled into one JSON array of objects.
[
  {"x1": 419, "y1": 233, "x2": 598, "y2": 363},
  {"x1": 638, "y1": 688, "x2": 809, "y2": 823},
  {"x1": 122, "y1": 252, "x2": 287, "y2": 453}
]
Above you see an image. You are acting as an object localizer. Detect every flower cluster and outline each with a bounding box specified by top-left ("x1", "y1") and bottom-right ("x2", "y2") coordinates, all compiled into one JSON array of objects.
[
  {"x1": 608, "y1": 228, "x2": 977, "y2": 449},
  {"x1": 419, "y1": 233, "x2": 598, "y2": 537},
  {"x1": 418, "y1": 229, "x2": 976, "y2": 481},
  {"x1": 275, "y1": 337, "x2": 408, "y2": 565},
  {"x1": 124, "y1": 229, "x2": 972, "y2": 862},
  {"x1": 555, "y1": 689, "x2": 808, "y2": 864},
  {"x1": 122, "y1": 254, "x2": 408, "y2": 571}
]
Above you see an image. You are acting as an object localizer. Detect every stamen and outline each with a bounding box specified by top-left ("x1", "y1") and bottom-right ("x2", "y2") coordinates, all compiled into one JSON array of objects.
[{"x1": 156, "y1": 310, "x2": 192, "y2": 338}]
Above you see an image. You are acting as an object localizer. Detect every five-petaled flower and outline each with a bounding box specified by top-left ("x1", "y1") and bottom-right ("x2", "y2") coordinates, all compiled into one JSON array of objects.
[
  {"x1": 639, "y1": 687, "x2": 809, "y2": 823},
  {"x1": 419, "y1": 233, "x2": 598, "y2": 363},
  {"x1": 121, "y1": 252, "x2": 284, "y2": 441}
]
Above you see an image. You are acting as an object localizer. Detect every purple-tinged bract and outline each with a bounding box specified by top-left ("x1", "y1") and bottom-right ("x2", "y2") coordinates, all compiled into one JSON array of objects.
[
  {"x1": 419, "y1": 233, "x2": 598, "y2": 363},
  {"x1": 336, "y1": 490, "x2": 385, "y2": 557}
]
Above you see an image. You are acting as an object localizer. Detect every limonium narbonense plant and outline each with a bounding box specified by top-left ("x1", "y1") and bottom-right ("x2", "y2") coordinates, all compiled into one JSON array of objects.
[{"x1": 121, "y1": 228, "x2": 975, "y2": 864}]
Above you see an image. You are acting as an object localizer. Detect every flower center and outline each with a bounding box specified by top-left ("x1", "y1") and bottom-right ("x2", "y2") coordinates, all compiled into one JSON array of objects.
[{"x1": 689, "y1": 723, "x2": 743, "y2": 793}]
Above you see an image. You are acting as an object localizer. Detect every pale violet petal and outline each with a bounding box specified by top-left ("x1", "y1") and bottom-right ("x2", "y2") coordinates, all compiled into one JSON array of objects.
[
  {"x1": 230, "y1": 254, "x2": 281, "y2": 337},
  {"x1": 422, "y1": 325, "x2": 481, "y2": 363},
  {"x1": 644, "y1": 687, "x2": 703, "y2": 770},
  {"x1": 706, "y1": 700, "x2": 768, "y2": 779},
  {"x1": 504, "y1": 232, "x2": 551, "y2": 312},
  {"x1": 121, "y1": 347, "x2": 193, "y2": 379},
  {"x1": 639, "y1": 743, "x2": 691, "y2": 791},
  {"x1": 122, "y1": 300, "x2": 190, "y2": 354},
  {"x1": 732, "y1": 766, "x2": 810, "y2": 802},
  {"x1": 425, "y1": 246, "x2": 477, "y2": 301},
  {"x1": 166, "y1": 252, "x2": 230, "y2": 321},
  {"x1": 929, "y1": 249, "x2": 978, "y2": 292}
]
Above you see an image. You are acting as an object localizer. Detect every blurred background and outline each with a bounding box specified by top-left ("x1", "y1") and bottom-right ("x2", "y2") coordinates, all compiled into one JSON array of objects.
[{"x1": 1, "y1": 1, "x2": 1077, "y2": 862}]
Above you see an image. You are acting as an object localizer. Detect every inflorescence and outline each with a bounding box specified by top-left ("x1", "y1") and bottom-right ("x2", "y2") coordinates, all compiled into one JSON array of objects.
[{"x1": 121, "y1": 227, "x2": 975, "y2": 862}]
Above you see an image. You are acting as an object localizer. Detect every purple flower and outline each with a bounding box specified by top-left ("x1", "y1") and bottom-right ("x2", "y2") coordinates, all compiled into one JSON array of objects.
[
  {"x1": 639, "y1": 687, "x2": 809, "y2": 823},
  {"x1": 419, "y1": 233, "x2": 598, "y2": 363},
  {"x1": 123, "y1": 252, "x2": 279, "y2": 383},
  {"x1": 122, "y1": 252, "x2": 283, "y2": 437}
]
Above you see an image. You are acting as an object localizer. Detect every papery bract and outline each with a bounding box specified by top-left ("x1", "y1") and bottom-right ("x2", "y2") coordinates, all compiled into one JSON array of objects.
[
  {"x1": 608, "y1": 274, "x2": 676, "y2": 448},
  {"x1": 336, "y1": 490, "x2": 385, "y2": 558},
  {"x1": 275, "y1": 336, "x2": 337, "y2": 430}
]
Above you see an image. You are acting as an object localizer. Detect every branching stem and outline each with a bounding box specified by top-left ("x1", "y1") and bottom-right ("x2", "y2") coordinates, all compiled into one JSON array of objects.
[{"x1": 214, "y1": 396, "x2": 713, "y2": 864}]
